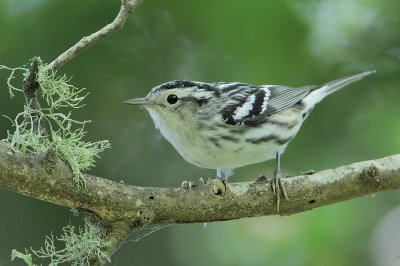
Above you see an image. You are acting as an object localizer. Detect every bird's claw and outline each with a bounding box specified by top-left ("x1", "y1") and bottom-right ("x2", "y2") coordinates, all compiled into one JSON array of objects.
[
  {"x1": 189, "y1": 177, "x2": 226, "y2": 196},
  {"x1": 181, "y1": 180, "x2": 195, "y2": 189},
  {"x1": 210, "y1": 178, "x2": 226, "y2": 196},
  {"x1": 272, "y1": 171, "x2": 289, "y2": 212},
  {"x1": 181, "y1": 178, "x2": 208, "y2": 189}
]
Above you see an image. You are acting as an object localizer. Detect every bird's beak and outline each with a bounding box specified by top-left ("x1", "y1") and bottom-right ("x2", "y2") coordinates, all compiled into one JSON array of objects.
[{"x1": 122, "y1": 98, "x2": 154, "y2": 106}]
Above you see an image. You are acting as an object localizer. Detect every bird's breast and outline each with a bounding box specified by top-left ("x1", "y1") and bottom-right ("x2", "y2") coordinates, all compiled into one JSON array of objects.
[{"x1": 148, "y1": 107, "x2": 304, "y2": 170}]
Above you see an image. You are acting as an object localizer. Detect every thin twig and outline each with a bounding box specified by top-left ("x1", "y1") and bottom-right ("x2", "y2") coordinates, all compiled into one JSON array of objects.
[{"x1": 46, "y1": 0, "x2": 143, "y2": 73}]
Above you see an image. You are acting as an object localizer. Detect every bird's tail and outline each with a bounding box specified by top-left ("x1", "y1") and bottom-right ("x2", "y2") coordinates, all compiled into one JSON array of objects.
[{"x1": 302, "y1": 70, "x2": 375, "y2": 109}]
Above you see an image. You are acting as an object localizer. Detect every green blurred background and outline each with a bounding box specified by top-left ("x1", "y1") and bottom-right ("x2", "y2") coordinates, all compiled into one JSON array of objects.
[{"x1": 1, "y1": 0, "x2": 399, "y2": 265}]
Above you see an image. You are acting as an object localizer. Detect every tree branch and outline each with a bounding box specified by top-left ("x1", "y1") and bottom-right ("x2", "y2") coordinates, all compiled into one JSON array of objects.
[
  {"x1": 46, "y1": 0, "x2": 143, "y2": 73},
  {"x1": 1, "y1": 141, "x2": 399, "y2": 263},
  {"x1": 1, "y1": 140, "x2": 399, "y2": 225},
  {"x1": 22, "y1": 57, "x2": 43, "y2": 133},
  {"x1": 23, "y1": 57, "x2": 40, "y2": 107}
]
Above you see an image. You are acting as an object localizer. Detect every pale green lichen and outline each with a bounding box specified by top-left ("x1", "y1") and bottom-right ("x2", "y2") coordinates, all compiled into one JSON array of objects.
[
  {"x1": 31, "y1": 218, "x2": 112, "y2": 266},
  {"x1": 11, "y1": 218, "x2": 111, "y2": 266},
  {"x1": 11, "y1": 249, "x2": 36, "y2": 266},
  {"x1": 1, "y1": 61, "x2": 110, "y2": 187},
  {"x1": 36, "y1": 64, "x2": 88, "y2": 110},
  {"x1": 0, "y1": 64, "x2": 28, "y2": 98}
]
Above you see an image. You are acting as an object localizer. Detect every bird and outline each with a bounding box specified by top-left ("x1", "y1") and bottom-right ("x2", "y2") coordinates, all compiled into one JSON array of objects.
[{"x1": 124, "y1": 70, "x2": 375, "y2": 211}]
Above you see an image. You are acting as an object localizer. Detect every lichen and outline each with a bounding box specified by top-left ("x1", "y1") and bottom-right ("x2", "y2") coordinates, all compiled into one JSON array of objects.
[
  {"x1": 11, "y1": 218, "x2": 111, "y2": 266},
  {"x1": 32, "y1": 217, "x2": 111, "y2": 266},
  {"x1": 11, "y1": 249, "x2": 35, "y2": 266},
  {"x1": 1, "y1": 60, "x2": 110, "y2": 187},
  {"x1": 0, "y1": 64, "x2": 28, "y2": 98}
]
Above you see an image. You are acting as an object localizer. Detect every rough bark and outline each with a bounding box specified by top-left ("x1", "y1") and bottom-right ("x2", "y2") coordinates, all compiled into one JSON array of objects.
[{"x1": 1, "y1": 141, "x2": 399, "y2": 226}]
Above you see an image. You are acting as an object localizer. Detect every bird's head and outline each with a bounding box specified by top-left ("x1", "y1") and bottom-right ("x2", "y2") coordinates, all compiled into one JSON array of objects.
[{"x1": 123, "y1": 80, "x2": 216, "y2": 128}]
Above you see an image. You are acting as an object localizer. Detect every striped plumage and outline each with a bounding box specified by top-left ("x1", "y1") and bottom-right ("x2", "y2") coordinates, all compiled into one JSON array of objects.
[{"x1": 124, "y1": 71, "x2": 374, "y2": 180}]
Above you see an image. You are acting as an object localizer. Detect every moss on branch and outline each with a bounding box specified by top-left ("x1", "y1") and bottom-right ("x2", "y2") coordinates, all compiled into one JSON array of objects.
[{"x1": 2, "y1": 60, "x2": 110, "y2": 187}]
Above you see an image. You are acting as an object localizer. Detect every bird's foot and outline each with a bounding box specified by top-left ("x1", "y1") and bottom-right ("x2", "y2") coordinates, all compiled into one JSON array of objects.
[
  {"x1": 181, "y1": 178, "x2": 208, "y2": 189},
  {"x1": 210, "y1": 178, "x2": 226, "y2": 196},
  {"x1": 181, "y1": 180, "x2": 196, "y2": 189},
  {"x1": 271, "y1": 172, "x2": 289, "y2": 212},
  {"x1": 194, "y1": 177, "x2": 226, "y2": 196}
]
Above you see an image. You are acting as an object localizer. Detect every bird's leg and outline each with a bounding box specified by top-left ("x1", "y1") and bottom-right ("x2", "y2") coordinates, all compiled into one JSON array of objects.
[
  {"x1": 216, "y1": 169, "x2": 232, "y2": 180},
  {"x1": 272, "y1": 150, "x2": 289, "y2": 212},
  {"x1": 217, "y1": 169, "x2": 224, "y2": 179}
]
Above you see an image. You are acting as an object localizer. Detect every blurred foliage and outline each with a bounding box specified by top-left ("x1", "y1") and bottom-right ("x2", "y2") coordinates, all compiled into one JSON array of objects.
[{"x1": 0, "y1": 0, "x2": 399, "y2": 265}]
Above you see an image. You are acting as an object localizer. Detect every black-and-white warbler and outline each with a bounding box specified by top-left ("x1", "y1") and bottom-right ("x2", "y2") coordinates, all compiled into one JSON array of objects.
[{"x1": 124, "y1": 70, "x2": 374, "y2": 210}]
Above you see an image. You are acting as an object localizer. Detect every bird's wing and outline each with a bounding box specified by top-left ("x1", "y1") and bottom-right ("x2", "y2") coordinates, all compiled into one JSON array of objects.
[{"x1": 220, "y1": 84, "x2": 312, "y2": 126}]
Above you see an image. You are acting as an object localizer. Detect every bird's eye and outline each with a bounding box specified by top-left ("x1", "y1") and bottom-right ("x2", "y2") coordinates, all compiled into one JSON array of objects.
[{"x1": 167, "y1": 94, "x2": 178, "y2": 104}]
